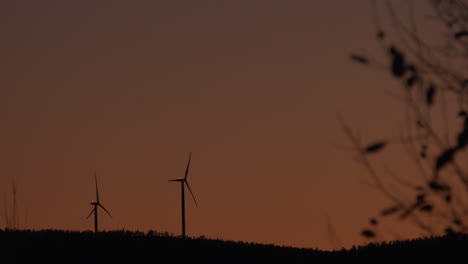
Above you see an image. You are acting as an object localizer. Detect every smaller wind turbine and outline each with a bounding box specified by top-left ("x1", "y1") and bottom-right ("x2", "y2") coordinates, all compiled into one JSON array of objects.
[
  {"x1": 168, "y1": 152, "x2": 198, "y2": 238},
  {"x1": 86, "y1": 173, "x2": 112, "y2": 233}
]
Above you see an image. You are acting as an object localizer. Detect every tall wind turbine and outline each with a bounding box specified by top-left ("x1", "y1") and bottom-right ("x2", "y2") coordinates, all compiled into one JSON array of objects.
[
  {"x1": 86, "y1": 173, "x2": 112, "y2": 233},
  {"x1": 168, "y1": 152, "x2": 198, "y2": 238}
]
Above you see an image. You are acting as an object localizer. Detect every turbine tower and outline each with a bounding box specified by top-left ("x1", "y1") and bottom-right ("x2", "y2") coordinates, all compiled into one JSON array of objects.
[
  {"x1": 86, "y1": 173, "x2": 112, "y2": 233},
  {"x1": 168, "y1": 152, "x2": 198, "y2": 238}
]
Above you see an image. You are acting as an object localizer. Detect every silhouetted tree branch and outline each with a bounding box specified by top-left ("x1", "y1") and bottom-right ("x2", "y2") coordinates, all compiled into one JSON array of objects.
[{"x1": 346, "y1": 0, "x2": 468, "y2": 241}]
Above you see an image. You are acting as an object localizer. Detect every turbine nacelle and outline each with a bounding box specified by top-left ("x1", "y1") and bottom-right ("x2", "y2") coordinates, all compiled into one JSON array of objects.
[
  {"x1": 90, "y1": 200, "x2": 98, "y2": 205},
  {"x1": 168, "y1": 178, "x2": 184, "y2": 182}
]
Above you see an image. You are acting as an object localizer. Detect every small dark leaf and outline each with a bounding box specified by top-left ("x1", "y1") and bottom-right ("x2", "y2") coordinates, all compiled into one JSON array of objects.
[
  {"x1": 370, "y1": 218, "x2": 378, "y2": 226},
  {"x1": 426, "y1": 84, "x2": 436, "y2": 106},
  {"x1": 454, "y1": 31, "x2": 468, "y2": 39},
  {"x1": 435, "y1": 148, "x2": 456, "y2": 171},
  {"x1": 456, "y1": 115, "x2": 468, "y2": 150},
  {"x1": 416, "y1": 193, "x2": 426, "y2": 203},
  {"x1": 420, "y1": 144, "x2": 427, "y2": 159},
  {"x1": 361, "y1": 229, "x2": 375, "y2": 238},
  {"x1": 462, "y1": 79, "x2": 468, "y2": 88},
  {"x1": 419, "y1": 204, "x2": 433, "y2": 212},
  {"x1": 429, "y1": 180, "x2": 450, "y2": 191},
  {"x1": 445, "y1": 194, "x2": 452, "y2": 203},
  {"x1": 364, "y1": 141, "x2": 387, "y2": 153},
  {"x1": 406, "y1": 75, "x2": 418, "y2": 88},
  {"x1": 416, "y1": 119, "x2": 424, "y2": 128},
  {"x1": 381, "y1": 205, "x2": 402, "y2": 216},
  {"x1": 377, "y1": 30, "x2": 385, "y2": 39},
  {"x1": 389, "y1": 46, "x2": 405, "y2": 78},
  {"x1": 445, "y1": 227, "x2": 455, "y2": 235},
  {"x1": 350, "y1": 54, "x2": 369, "y2": 64},
  {"x1": 453, "y1": 219, "x2": 462, "y2": 226}
]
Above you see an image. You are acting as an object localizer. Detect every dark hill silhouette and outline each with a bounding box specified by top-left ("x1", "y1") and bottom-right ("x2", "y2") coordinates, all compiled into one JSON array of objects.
[{"x1": 1, "y1": 229, "x2": 467, "y2": 263}]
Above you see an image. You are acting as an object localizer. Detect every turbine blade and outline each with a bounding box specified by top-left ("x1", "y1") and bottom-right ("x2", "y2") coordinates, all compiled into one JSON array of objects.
[
  {"x1": 184, "y1": 152, "x2": 192, "y2": 180},
  {"x1": 168, "y1": 179, "x2": 179, "y2": 182},
  {"x1": 86, "y1": 208, "x2": 95, "y2": 219},
  {"x1": 99, "y1": 204, "x2": 113, "y2": 218},
  {"x1": 185, "y1": 181, "x2": 198, "y2": 208},
  {"x1": 95, "y1": 172, "x2": 100, "y2": 203}
]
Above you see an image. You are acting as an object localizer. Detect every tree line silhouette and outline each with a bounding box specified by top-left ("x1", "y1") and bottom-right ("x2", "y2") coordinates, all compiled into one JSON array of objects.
[{"x1": 1, "y1": 229, "x2": 467, "y2": 263}]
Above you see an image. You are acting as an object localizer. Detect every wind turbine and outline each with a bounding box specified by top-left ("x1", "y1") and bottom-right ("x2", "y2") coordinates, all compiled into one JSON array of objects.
[
  {"x1": 86, "y1": 173, "x2": 112, "y2": 233},
  {"x1": 168, "y1": 152, "x2": 198, "y2": 238}
]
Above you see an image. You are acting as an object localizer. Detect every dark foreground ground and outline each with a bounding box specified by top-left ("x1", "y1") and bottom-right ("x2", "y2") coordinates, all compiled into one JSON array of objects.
[{"x1": 1, "y1": 229, "x2": 467, "y2": 263}]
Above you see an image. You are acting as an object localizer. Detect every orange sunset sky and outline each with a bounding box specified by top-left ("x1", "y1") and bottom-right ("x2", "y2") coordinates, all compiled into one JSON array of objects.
[{"x1": 1, "y1": 0, "x2": 439, "y2": 250}]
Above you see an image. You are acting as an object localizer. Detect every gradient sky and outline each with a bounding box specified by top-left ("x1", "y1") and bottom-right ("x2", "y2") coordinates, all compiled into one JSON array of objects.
[{"x1": 1, "y1": 0, "x2": 436, "y2": 250}]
